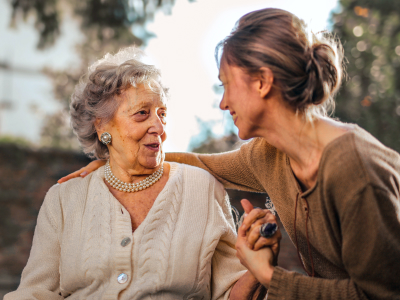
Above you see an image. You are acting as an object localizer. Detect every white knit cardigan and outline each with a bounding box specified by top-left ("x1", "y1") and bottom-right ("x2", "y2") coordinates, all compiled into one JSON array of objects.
[{"x1": 5, "y1": 163, "x2": 246, "y2": 300}]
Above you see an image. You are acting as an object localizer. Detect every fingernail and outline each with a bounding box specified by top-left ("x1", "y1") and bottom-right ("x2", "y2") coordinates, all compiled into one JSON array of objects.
[{"x1": 80, "y1": 171, "x2": 88, "y2": 177}]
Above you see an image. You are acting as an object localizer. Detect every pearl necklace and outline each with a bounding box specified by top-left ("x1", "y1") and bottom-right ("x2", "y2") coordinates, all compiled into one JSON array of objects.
[{"x1": 104, "y1": 160, "x2": 164, "y2": 193}]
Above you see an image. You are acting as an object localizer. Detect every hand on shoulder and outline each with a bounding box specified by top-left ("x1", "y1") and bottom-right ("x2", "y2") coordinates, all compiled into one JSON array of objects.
[{"x1": 58, "y1": 160, "x2": 106, "y2": 183}]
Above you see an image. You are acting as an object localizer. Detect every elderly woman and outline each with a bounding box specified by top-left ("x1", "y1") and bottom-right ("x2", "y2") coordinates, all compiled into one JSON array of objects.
[{"x1": 4, "y1": 47, "x2": 268, "y2": 300}]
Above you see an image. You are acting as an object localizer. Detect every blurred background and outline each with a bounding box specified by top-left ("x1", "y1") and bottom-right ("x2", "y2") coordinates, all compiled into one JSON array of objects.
[{"x1": 1, "y1": 0, "x2": 400, "y2": 296}]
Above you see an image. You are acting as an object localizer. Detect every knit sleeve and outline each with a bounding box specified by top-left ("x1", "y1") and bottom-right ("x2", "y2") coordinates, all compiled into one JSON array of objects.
[
  {"x1": 4, "y1": 184, "x2": 63, "y2": 300},
  {"x1": 267, "y1": 184, "x2": 400, "y2": 300},
  {"x1": 210, "y1": 180, "x2": 247, "y2": 300},
  {"x1": 165, "y1": 139, "x2": 266, "y2": 192}
]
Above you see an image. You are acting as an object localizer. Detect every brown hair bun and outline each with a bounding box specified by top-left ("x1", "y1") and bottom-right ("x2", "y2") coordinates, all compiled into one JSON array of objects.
[
  {"x1": 302, "y1": 42, "x2": 341, "y2": 106},
  {"x1": 216, "y1": 8, "x2": 345, "y2": 118}
]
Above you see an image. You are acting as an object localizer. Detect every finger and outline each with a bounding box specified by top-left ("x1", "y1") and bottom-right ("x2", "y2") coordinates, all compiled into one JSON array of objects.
[
  {"x1": 271, "y1": 243, "x2": 281, "y2": 265},
  {"x1": 253, "y1": 229, "x2": 282, "y2": 251},
  {"x1": 253, "y1": 238, "x2": 271, "y2": 251},
  {"x1": 249, "y1": 217, "x2": 275, "y2": 231},
  {"x1": 248, "y1": 227, "x2": 278, "y2": 249},
  {"x1": 57, "y1": 167, "x2": 86, "y2": 183},
  {"x1": 241, "y1": 209, "x2": 267, "y2": 232},
  {"x1": 251, "y1": 236, "x2": 278, "y2": 251},
  {"x1": 57, "y1": 160, "x2": 106, "y2": 183},
  {"x1": 237, "y1": 223, "x2": 248, "y2": 238},
  {"x1": 235, "y1": 243, "x2": 252, "y2": 269},
  {"x1": 248, "y1": 220, "x2": 281, "y2": 249},
  {"x1": 236, "y1": 233, "x2": 251, "y2": 252},
  {"x1": 247, "y1": 224, "x2": 262, "y2": 249},
  {"x1": 235, "y1": 230, "x2": 248, "y2": 260},
  {"x1": 246, "y1": 210, "x2": 277, "y2": 236},
  {"x1": 241, "y1": 199, "x2": 254, "y2": 214}
]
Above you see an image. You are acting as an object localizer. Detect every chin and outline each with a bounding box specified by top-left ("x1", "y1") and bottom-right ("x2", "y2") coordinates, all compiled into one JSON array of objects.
[
  {"x1": 237, "y1": 123, "x2": 258, "y2": 140},
  {"x1": 237, "y1": 130, "x2": 252, "y2": 141},
  {"x1": 140, "y1": 156, "x2": 163, "y2": 170}
]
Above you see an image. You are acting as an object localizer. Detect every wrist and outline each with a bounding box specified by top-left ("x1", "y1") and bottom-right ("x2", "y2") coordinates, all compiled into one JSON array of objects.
[
  {"x1": 245, "y1": 270, "x2": 260, "y2": 285},
  {"x1": 259, "y1": 265, "x2": 274, "y2": 289}
]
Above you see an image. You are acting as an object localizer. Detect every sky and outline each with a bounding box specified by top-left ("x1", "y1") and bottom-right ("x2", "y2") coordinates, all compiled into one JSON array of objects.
[{"x1": 0, "y1": 0, "x2": 339, "y2": 152}]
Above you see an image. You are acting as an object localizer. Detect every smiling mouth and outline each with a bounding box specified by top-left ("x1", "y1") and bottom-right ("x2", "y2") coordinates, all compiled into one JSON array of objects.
[
  {"x1": 231, "y1": 113, "x2": 237, "y2": 123},
  {"x1": 145, "y1": 143, "x2": 160, "y2": 151}
]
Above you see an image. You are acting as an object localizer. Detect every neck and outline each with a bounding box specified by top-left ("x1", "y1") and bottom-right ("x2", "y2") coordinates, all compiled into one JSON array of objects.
[
  {"x1": 108, "y1": 157, "x2": 163, "y2": 184},
  {"x1": 256, "y1": 107, "x2": 350, "y2": 189}
]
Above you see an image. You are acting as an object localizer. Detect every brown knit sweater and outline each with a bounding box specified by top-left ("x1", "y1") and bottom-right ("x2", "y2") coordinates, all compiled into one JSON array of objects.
[{"x1": 166, "y1": 125, "x2": 400, "y2": 300}]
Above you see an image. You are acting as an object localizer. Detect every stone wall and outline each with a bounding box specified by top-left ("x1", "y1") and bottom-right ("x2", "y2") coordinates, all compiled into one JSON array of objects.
[
  {"x1": 0, "y1": 143, "x2": 303, "y2": 297},
  {"x1": 0, "y1": 144, "x2": 91, "y2": 297}
]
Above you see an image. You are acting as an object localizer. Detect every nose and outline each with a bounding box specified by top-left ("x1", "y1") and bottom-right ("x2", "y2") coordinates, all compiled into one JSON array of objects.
[
  {"x1": 148, "y1": 114, "x2": 165, "y2": 136},
  {"x1": 219, "y1": 94, "x2": 228, "y2": 111}
]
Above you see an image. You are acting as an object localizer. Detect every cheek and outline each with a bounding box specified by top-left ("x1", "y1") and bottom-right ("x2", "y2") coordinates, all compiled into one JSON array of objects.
[
  {"x1": 122, "y1": 122, "x2": 147, "y2": 140},
  {"x1": 161, "y1": 131, "x2": 167, "y2": 143}
]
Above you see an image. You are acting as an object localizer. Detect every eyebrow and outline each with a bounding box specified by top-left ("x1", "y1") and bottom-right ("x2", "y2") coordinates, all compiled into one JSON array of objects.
[
  {"x1": 129, "y1": 98, "x2": 167, "y2": 111},
  {"x1": 126, "y1": 93, "x2": 159, "y2": 105}
]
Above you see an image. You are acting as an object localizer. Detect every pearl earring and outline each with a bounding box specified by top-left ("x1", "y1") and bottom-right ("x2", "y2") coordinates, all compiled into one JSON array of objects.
[{"x1": 100, "y1": 132, "x2": 112, "y2": 145}]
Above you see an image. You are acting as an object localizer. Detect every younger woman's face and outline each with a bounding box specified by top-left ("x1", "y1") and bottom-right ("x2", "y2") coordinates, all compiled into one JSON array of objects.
[{"x1": 218, "y1": 59, "x2": 269, "y2": 140}]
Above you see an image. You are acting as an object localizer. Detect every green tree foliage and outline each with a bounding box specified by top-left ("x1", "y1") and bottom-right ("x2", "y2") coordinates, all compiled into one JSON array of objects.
[
  {"x1": 9, "y1": 0, "x2": 193, "y2": 149},
  {"x1": 332, "y1": 0, "x2": 400, "y2": 151},
  {"x1": 10, "y1": 0, "x2": 182, "y2": 50}
]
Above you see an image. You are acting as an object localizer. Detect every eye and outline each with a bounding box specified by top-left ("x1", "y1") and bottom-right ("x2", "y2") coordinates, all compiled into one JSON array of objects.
[
  {"x1": 159, "y1": 110, "x2": 167, "y2": 123},
  {"x1": 133, "y1": 109, "x2": 149, "y2": 121}
]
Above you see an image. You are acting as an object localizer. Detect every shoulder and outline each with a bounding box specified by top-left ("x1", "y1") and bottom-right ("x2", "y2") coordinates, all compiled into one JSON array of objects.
[
  {"x1": 171, "y1": 162, "x2": 227, "y2": 201},
  {"x1": 173, "y1": 161, "x2": 219, "y2": 183},
  {"x1": 223, "y1": 138, "x2": 284, "y2": 179},
  {"x1": 351, "y1": 127, "x2": 400, "y2": 185},
  {"x1": 239, "y1": 137, "x2": 281, "y2": 158},
  {"x1": 57, "y1": 171, "x2": 95, "y2": 198},
  {"x1": 320, "y1": 126, "x2": 400, "y2": 206},
  {"x1": 49, "y1": 168, "x2": 105, "y2": 211}
]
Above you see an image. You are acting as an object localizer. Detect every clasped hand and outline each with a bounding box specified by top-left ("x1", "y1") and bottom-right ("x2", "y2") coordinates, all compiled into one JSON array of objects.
[{"x1": 235, "y1": 199, "x2": 282, "y2": 288}]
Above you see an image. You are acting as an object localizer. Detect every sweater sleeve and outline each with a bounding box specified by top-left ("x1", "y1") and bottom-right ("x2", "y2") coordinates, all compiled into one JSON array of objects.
[
  {"x1": 165, "y1": 139, "x2": 266, "y2": 193},
  {"x1": 267, "y1": 184, "x2": 400, "y2": 300},
  {"x1": 210, "y1": 180, "x2": 247, "y2": 300},
  {"x1": 4, "y1": 185, "x2": 63, "y2": 300}
]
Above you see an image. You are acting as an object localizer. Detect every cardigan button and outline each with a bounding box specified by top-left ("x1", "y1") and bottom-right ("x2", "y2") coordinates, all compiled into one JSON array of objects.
[
  {"x1": 121, "y1": 237, "x2": 131, "y2": 247},
  {"x1": 117, "y1": 273, "x2": 128, "y2": 284}
]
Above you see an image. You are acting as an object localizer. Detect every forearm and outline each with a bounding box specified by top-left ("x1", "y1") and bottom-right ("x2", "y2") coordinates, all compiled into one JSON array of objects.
[
  {"x1": 165, "y1": 152, "x2": 265, "y2": 192},
  {"x1": 267, "y1": 267, "x2": 367, "y2": 300},
  {"x1": 229, "y1": 271, "x2": 267, "y2": 300}
]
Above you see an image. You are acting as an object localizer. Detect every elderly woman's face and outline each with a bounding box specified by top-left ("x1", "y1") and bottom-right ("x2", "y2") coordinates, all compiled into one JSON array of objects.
[{"x1": 102, "y1": 84, "x2": 167, "y2": 172}]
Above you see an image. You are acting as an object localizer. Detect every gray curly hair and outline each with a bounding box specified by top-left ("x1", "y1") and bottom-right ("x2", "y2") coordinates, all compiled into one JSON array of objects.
[{"x1": 70, "y1": 47, "x2": 168, "y2": 159}]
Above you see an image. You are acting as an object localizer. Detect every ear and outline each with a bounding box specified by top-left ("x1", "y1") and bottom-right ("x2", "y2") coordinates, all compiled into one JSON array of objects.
[
  {"x1": 94, "y1": 118, "x2": 104, "y2": 139},
  {"x1": 258, "y1": 67, "x2": 274, "y2": 99}
]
